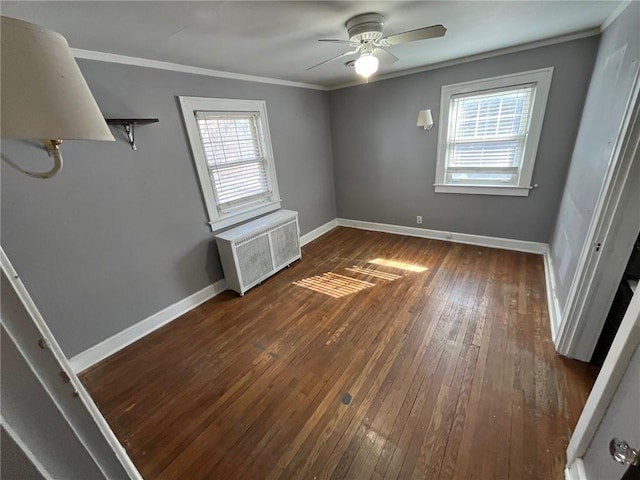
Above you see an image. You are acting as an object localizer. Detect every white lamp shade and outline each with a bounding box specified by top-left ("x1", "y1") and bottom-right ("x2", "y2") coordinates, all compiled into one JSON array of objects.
[
  {"x1": 0, "y1": 16, "x2": 114, "y2": 141},
  {"x1": 417, "y1": 109, "x2": 434, "y2": 130},
  {"x1": 354, "y1": 54, "x2": 379, "y2": 79}
]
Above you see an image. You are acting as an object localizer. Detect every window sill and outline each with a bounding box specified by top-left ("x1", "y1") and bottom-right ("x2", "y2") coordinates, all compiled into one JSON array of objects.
[
  {"x1": 208, "y1": 201, "x2": 281, "y2": 232},
  {"x1": 434, "y1": 184, "x2": 532, "y2": 197}
]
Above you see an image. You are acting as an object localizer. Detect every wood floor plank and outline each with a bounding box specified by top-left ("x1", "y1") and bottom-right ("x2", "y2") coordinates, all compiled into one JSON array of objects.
[
  {"x1": 274, "y1": 293, "x2": 413, "y2": 479},
  {"x1": 449, "y1": 250, "x2": 499, "y2": 480},
  {"x1": 437, "y1": 344, "x2": 480, "y2": 480},
  {"x1": 80, "y1": 227, "x2": 599, "y2": 480}
]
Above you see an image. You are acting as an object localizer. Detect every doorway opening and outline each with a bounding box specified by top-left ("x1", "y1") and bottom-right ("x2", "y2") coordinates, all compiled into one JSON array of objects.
[{"x1": 591, "y1": 233, "x2": 640, "y2": 365}]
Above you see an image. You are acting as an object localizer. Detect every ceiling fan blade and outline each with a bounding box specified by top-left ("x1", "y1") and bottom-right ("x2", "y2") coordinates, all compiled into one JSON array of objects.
[
  {"x1": 382, "y1": 24, "x2": 446, "y2": 46},
  {"x1": 374, "y1": 47, "x2": 399, "y2": 66},
  {"x1": 318, "y1": 39, "x2": 356, "y2": 45},
  {"x1": 307, "y1": 50, "x2": 359, "y2": 70}
]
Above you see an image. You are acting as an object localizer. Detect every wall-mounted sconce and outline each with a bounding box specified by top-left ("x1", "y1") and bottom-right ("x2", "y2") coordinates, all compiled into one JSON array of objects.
[
  {"x1": 0, "y1": 16, "x2": 114, "y2": 179},
  {"x1": 417, "y1": 109, "x2": 434, "y2": 130}
]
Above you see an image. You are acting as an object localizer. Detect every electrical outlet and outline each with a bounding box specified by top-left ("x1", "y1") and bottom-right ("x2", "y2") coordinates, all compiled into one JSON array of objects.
[{"x1": 416, "y1": 216, "x2": 423, "y2": 224}]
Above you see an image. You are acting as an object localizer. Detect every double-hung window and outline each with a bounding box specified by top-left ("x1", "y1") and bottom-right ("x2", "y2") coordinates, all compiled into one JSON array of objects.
[
  {"x1": 180, "y1": 97, "x2": 281, "y2": 230},
  {"x1": 435, "y1": 68, "x2": 553, "y2": 196}
]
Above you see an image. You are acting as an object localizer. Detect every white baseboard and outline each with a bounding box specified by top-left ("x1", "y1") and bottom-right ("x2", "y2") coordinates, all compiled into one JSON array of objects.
[
  {"x1": 69, "y1": 218, "x2": 339, "y2": 373},
  {"x1": 69, "y1": 279, "x2": 227, "y2": 373},
  {"x1": 336, "y1": 218, "x2": 549, "y2": 254},
  {"x1": 69, "y1": 218, "x2": 550, "y2": 373},
  {"x1": 300, "y1": 219, "x2": 338, "y2": 246},
  {"x1": 544, "y1": 251, "x2": 563, "y2": 343},
  {"x1": 565, "y1": 459, "x2": 587, "y2": 480}
]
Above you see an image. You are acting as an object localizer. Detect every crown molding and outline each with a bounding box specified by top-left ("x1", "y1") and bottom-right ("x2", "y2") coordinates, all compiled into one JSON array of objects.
[
  {"x1": 71, "y1": 48, "x2": 328, "y2": 91},
  {"x1": 72, "y1": 20, "x2": 609, "y2": 94},
  {"x1": 328, "y1": 27, "x2": 601, "y2": 91},
  {"x1": 600, "y1": 0, "x2": 632, "y2": 32}
]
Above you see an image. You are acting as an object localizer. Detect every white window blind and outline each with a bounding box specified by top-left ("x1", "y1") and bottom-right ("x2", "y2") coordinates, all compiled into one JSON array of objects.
[
  {"x1": 180, "y1": 97, "x2": 281, "y2": 230},
  {"x1": 195, "y1": 111, "x2": 271, "y2": 212},
  {"x1": 445, "y1": 84, "x2": 536, "y2": 185},
  {"x1": 435, "y1": 68, "x2": 553, "y2": 196}
]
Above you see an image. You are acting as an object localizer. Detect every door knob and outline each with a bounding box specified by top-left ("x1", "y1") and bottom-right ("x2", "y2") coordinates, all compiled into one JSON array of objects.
[{"x1": 610, "y1": 438, "x2": 640, "y2": 466}]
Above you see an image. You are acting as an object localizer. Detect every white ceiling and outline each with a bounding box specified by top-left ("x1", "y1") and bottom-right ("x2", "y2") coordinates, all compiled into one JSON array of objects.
[{"x1": 1, "y1": 1, "x2": 622, "y2": 88}]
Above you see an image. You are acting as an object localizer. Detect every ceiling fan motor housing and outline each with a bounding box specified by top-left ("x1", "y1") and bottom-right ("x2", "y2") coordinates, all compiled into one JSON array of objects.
[{"x1": 346, "y1": 12, "x2": 384, "y2": 43}]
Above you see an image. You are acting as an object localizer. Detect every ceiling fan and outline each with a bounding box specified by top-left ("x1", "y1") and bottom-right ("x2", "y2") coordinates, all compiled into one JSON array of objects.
[{"x1": 309, "y1": 12, "x2": 446, "y2": 80}]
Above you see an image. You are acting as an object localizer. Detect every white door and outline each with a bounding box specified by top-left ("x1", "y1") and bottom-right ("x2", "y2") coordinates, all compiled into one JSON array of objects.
[
  {"x1": 566, "y1": 290, "x2": 640, "y2": 479},
  {"x1": 556, "y1": 71, "x2": 640, "y2": 362}
]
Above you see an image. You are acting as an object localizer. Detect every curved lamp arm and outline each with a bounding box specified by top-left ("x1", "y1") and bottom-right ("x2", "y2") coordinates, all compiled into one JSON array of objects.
[{"x1": 1, "y1": 140, "x2": 63, "y2": 179}]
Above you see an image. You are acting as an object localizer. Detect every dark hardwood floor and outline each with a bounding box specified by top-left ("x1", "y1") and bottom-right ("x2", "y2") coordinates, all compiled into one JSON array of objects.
[{"x1": 80, "y1": 227, "x2": 599, "y2": 480}]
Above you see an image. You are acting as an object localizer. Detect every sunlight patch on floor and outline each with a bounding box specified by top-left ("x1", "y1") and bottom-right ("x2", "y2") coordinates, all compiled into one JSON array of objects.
[
  {"x1": 293, "y1": 272, "x2": 374, "y2": 298},
  {"x1": 368, "y1": 258, "x2": 428, "y2": 273},
  {"x1": 345, "y1": 266, "x2": 403, "y2": 281}
]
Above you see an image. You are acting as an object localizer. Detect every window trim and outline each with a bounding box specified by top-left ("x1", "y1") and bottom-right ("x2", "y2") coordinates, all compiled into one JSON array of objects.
[
  {"x1": 179, "y1": 96, "x2": 281, "y2": 231},
  {"x1": 435, "y1": 67, "x2": 553, "y2": 196}
]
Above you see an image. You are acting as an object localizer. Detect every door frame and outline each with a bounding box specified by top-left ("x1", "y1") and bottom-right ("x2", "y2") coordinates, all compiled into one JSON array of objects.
[
  {"x1": 565, "y1": 289, "x2": 640, "y2": 478},
  {"x1": 0, "y1": 248, "x2": 142, "y2": 479},
  {"x1": 555, "y1": 66, "x2": 640, "y2": 360}
]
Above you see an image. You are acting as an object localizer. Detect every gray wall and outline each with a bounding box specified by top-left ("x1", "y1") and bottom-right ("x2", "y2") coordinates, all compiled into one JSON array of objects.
[
  {"x1": 329, "y1": 37, "x2": 599, "y2": 242},
  {"x1": 1, "y1": 60, "x2": 336, "y2": 357},
  {"x1": 550, "y1": 2, "x2": 640, "y2": 311},
  {"x1": 1, "y1": 427, "x2": 46, "y2": 480}
]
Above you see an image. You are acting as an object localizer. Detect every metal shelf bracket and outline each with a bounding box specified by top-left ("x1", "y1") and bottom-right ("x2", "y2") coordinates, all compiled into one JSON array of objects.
[{"x1": 105, "y1": 118, "x2": 159, "y2": 150}]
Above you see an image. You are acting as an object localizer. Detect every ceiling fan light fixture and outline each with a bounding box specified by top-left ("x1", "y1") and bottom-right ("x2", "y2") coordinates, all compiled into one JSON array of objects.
[
  {"x1": 312, "y1": 11, "x2": 446, "y2": 80},
  {"x1": 354, "y1": 54, "x2": 379, "y2": 79}
]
